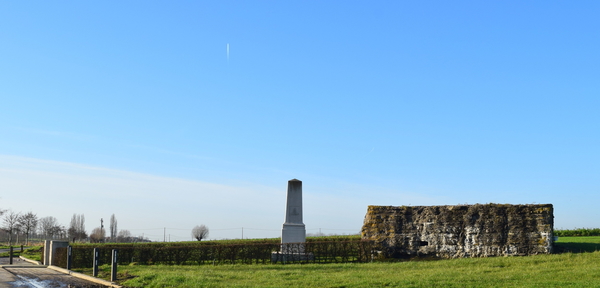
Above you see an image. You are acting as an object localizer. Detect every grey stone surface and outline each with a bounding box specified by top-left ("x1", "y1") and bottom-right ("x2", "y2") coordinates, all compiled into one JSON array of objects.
[
  {"x1": 280, "y1": 179, "x2": 306, "y2": 254},
  {"x1": 271, "y1": 251, "x2": 314, "y2": 262},
  {"x1": 43, "y1": 240, "x2": 51, "y2": 265},
  {"x1": 362, "y1": 204, "x2": 554, "y2": 259},
  {"x1": 281, "y1": 179, "x2": 306, "y2": 245},
  {"x1": 2, "y1": 266, "x2": 110, "y2": 287},
  {"x1": 47, "y1": 241, "x2": 69, "y2": 266}
]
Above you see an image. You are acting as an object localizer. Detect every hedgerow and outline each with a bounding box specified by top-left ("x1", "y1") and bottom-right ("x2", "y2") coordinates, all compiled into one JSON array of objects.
[
  {"x1": 554, "y1": 228, "x2": 600, "y2": 237},
  {"x1": 53, "y1": 239, "x2": 373, "y2": 268}
]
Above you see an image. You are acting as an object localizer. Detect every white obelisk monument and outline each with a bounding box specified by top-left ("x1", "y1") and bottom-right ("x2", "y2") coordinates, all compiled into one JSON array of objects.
[{"x1": 281, "y1": 179, "x2": 306, "y2": 251}]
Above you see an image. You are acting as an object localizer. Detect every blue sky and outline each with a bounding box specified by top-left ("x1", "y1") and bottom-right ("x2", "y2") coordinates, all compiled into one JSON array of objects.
[{"x1": 1, "y1": 1, "x2": 599, "y2": 240}]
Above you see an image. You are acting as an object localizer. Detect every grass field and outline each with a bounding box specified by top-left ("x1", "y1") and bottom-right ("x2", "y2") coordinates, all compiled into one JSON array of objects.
[
  {"x1": 72, "y1": 236, "x2": 600, "y2": 288},
  {"x1": 554, "y1": 236, "x2": 600, "y2": 253}
]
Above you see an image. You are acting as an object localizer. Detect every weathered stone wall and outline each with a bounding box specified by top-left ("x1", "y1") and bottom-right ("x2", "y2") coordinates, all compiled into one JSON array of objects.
[{"x1": 361, "y1": 204, "x2": 553, "y2": 259}]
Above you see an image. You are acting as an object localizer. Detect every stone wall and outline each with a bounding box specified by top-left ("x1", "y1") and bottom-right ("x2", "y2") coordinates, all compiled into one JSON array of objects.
[{"x1": 361, "y1": 204, "x2": 554, "y2": 259}]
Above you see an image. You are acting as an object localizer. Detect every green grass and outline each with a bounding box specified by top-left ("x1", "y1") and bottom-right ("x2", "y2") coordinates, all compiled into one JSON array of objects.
[
  {"x1": 555, "y1": 236, "x2": 600, "y2": 253},
  {"x1": 80, "y1": 253, "x2": 600, "y2": 287},
  {"x1": 0, "y1": 246, "x2": 43, "y2": 261},
  {"x1": 21, "y1": 246, "x2": 43, "y2": 261},
  {"x1": 68, "y1": 237, "x2": 600, "y2": 288}
]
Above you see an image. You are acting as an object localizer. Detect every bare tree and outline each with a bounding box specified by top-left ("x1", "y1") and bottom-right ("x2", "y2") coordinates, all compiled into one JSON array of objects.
[
  {"x1": 38, "y1": 216, "x2": 67, "y2": 239},
  {"x1": 191, "y1": 225, "x2": 209, "y2": 241},
  {"x1": 109, "y1": 214, "x2": 117, "y2": 242},
  {"x1": 14, "y1": 223, "x2": 22, "y2": 244},
  {"x1": 50, "y1": 225, "x2": 67, "y2": 239},
  {"x1": 18, "y1": 212, "x2": 38, "y2": 245},
  {"x1": 117, "y1": 229, "x2": 132, "y2": 243},
  {"x1": 89, "y1": 227, "x2": 105, "y2": 243},
  {"x1": 3, "y1": 211, "x2": 21, "y2": 245},
  {"x1": 68, "y1": 214, "x2": 87, "y2": 242},
  {"x1": 39, "y1": 216, "x2": 60, "y2": 239}
]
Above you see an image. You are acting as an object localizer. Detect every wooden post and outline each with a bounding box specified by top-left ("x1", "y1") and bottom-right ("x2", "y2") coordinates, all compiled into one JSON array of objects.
[
  {"x1": 9, "y1": 246, "x2": 13, "y2": 265},
  {"x1": 93, "y1": 248, "x2": 99, "y2": 277},
  {"x1": 111, "y1": 249, "x2": 118, "y2": 281}
]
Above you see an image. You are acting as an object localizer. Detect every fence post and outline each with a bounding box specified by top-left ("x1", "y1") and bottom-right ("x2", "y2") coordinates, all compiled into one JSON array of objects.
[
  {"x1": 9, "y1": 246, "x2": 13, "y2": 265},
  {"x1": 93, "y1": 248, "x2": 99, "y2": 277},
  {"x1": 67, "y1": 246, "x2": 72, "y2": 270},
  {"x1": 111, "y1": 249, "x2": 118, "y2": 282}
]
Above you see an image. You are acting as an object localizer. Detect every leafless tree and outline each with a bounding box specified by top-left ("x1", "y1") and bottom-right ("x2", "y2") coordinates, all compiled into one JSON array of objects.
[
  {"x1": 39, "y1": 216, "x2": 60, "y2": 239},
  {"x1": 39, "y1": 216, "x2": 52, "y2": 239},
  {"x1": 14, "y1": 223, "x2": 22, "y2": 244},
  {"x1": 68, "y1": 214, "x2": 87, "y2": 242},
  {"x1": 191, "y1": 225, "x2": 209, "y2": 241},
  {"x1": 89, "y1": 227, "x2": 105, "y2": 243},
  {"x1": 18, "y1": 212, "x2": 38, "y2": 245},
  {"x1": 50, "y1": 225, "x2": 67, "y2": 239},
  {"x1": 117, "y1": 229, "x2": 132, "y2": 243},
  {"x1": 3, "y1": 211, "x2": 21, "y2": 245},
  {"x1": 109, "y1": 214, "x2": 117, "y2": 242}
]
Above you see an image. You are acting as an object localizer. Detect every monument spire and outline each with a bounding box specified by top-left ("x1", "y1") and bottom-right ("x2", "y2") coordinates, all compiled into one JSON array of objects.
[
  {"x1": 281, "y1": 179, "x2": 306, "y2": 246},
  {"x1": 272, "y1": 179, "x2": 313, "y2": 262}
]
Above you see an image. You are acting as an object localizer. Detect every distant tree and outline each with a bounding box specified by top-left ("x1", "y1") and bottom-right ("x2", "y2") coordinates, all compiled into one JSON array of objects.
[
  {"x1": 109, "y1": 214, "x2": 117, "y2": 242},
  {"x1": 89, "y1": 227, "x2": 105, "y2": 243},
  {"x1": 191, "y1": 225, "x2": 209, "y2": 241},
  {"x1": 51, "y1": 225, "x2": 67, "y2": 239},
  {"x1": 3, "y1": 211, "x2": 21, "y2": 245},
  {"x1": 18, "y1": 212, "x2": 38, "y2": 245},
  {"x1": 117, "y1": 229, "x2": 132, "y2": 243},
  {"x1": 38, "y1": 216, "x2": 67, "y2": 239},
  {"x1": 38, "y1": 216, "x2": 57, "y2": 239},
  {"x1": 39, "y1": 216, "x2": 60, "y2": 239},
  {"x1": 14, "y1": 223, "x2": 22, "y2": 244},
  {"x1": 68, "y1": 214, "x2": 87, "y2": 242}
]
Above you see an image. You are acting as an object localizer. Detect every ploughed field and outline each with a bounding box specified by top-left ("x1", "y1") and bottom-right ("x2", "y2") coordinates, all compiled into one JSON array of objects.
[{"x1": 68, "y1": 236, "x2": 600, "y2": 287}]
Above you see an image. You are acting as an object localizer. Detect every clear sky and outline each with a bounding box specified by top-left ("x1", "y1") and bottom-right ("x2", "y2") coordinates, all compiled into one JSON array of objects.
[{"x1": 1, "y1": 1, "x2": 599, "y2": 241}]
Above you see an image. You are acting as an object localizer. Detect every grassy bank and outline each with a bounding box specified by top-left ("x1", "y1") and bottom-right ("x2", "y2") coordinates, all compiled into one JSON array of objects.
[
  {"x1": 71, "y1": 236, "x2": 600, "y2": 287},
  {"x1": 0, "y1": 246, "x2": 43, "y2": 261}
]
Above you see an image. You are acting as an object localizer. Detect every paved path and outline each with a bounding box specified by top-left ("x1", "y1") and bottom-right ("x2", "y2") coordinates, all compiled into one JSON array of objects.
[
  {"x1": 0, "y1": 257, "x2": 35, "y2": 266},
  {"x1": 0, "y1": 258, "x2": 110, "y2": 288}
]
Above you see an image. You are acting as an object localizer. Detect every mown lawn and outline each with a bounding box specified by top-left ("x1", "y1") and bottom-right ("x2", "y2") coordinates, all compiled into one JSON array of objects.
[
  {"x1": 554, "y1": 236, "x2": 600, "y2": 253},
  {"x1": 75, "y1": 237, "x2": 600, "y2": 288}
]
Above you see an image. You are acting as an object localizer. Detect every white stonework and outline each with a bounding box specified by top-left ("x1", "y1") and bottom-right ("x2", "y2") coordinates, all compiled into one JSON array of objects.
[{"x1": 281, "y1": 179, "x2": 306, "y2": 250}]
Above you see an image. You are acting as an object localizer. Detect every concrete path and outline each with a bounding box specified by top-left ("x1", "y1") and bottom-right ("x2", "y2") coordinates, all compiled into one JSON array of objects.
[{"x1": 0, "y1": 258, "x2": 111, "y2": 288}]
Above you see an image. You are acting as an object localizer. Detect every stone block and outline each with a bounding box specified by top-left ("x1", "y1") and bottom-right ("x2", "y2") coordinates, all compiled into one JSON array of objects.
[{"x1": 361, "y1": 204, "x2": 554, "y2": 259}]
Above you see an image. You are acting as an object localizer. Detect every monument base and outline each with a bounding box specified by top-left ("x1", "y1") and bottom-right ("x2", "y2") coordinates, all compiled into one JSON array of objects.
[
  {"x1": 282, "y1": 223, "x2": 306, "y2": 244},
  {"x1": 271, "y1": 252, "x2": 315, "y2": 263}
]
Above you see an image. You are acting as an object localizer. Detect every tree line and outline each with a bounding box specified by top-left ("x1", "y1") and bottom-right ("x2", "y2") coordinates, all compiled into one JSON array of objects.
[{"x1": 0, "y1": 209, "x2": 145, "y2": 245}]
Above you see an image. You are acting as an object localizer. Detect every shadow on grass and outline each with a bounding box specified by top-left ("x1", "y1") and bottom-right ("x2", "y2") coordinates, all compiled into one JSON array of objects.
[{"x1": 554, "y1": 242, "x2": 600, "y2": 253}]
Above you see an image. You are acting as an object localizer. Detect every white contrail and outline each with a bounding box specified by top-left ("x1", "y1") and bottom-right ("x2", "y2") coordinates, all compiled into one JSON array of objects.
[
  {"x1": 366, "y1": 147, "x2": 375, "y2": 156},
  {"x1": 227, "y1": 43, "x2": 230, "y2": 62}
]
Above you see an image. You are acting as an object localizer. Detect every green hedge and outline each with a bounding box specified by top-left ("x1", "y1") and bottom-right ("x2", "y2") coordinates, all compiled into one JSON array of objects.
[
  {"x1": 54, "y1": 240, "x2": 373, "y2": 268},
  {"x1": 554, "y1": 228, "x2": 600, "y2": 237}
]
